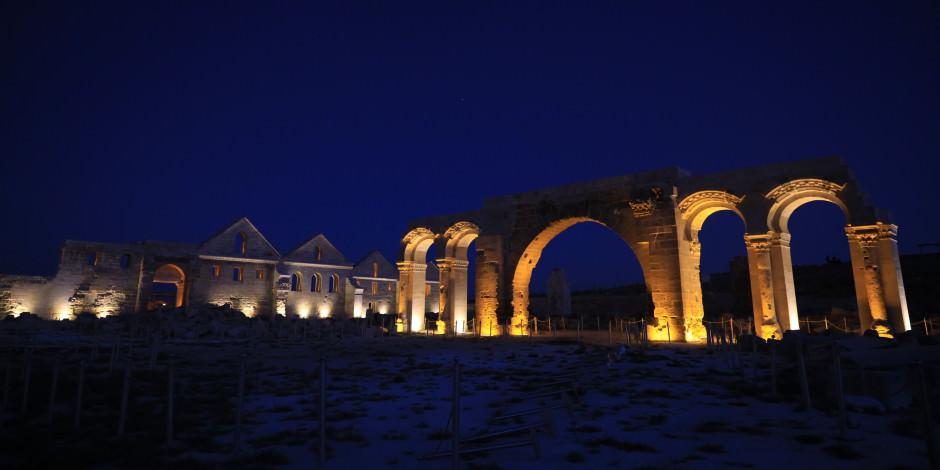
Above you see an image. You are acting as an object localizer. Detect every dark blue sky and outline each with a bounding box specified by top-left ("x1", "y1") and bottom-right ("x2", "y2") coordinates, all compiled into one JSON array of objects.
[{"x1": 2, "y1": 2, "x2": 938, "y2": 292}]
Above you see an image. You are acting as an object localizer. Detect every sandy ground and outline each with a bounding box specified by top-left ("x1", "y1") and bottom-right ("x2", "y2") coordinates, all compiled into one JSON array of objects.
[{"x1": 0, "y1": 330, "x2": 932, "y2": 469}]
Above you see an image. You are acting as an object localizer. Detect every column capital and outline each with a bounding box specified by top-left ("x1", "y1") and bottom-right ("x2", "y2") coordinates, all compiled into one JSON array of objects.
[
  {"x1": 769, "y1": 231, "x2": 791, "y2": 247},
  {"x1": 396, "y1": 261, "x2": 427, "y2": 273},
  {"x1": 435, "y1": 258, "x2": 470, "y2": 271},
  {"x1": 743, "y1": 233, "x2": 771, "y2": 252},
  {"x1": 845, "y1": 222, "x2": 898, "y2": 244}
]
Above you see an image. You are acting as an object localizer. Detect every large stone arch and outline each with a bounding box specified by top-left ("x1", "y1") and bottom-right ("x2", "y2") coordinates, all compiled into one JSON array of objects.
[
  {"x1": 398, "y1": 227, "x2": 437, "y2": 332},
  {"x1": 499, "y1": 186, "x2": 688, "y2": 340},
  {"x1": 675, "y1": 190, "x2": 750, "y2": 341},
  {"x1": 765, "y1": 178, "x2": 849, "y2": 233},
  {"x1": 510, "y1": 217, "x2": 603, "y2": 335},
  {"x1": 438, "y1": 221, "x2": 480, "y2": 334},
  {"x1": 756, "y1": 178, "x2": 909, "y2": 336}
]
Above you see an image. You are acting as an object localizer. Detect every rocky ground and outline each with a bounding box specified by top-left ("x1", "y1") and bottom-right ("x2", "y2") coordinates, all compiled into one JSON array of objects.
[{"x1": 0, "y1": 316, "x2": 935, "y2": 469}]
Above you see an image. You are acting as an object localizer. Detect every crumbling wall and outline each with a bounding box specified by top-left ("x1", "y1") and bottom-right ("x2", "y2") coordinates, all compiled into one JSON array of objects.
[
  {"x1": 54, "y1": 242, "x2": 143, "y2": 317},
  {"x1": 360, "y1": 279, "x2": 396, "y2": 314},
  {"x1": 189, "y1": 261, "x2": 275, "y2": 317},
  {"x1": 0, "y1": 275, "x2": 52, "y2": 317}
]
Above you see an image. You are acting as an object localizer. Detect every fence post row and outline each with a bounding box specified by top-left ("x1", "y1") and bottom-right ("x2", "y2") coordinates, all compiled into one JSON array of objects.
[
  {"x1": 319, "y1": 356, "x2": 327, "y2": 467},
  {"x1": 452, "y1": 359, "x2": 460, "y2": 470}
]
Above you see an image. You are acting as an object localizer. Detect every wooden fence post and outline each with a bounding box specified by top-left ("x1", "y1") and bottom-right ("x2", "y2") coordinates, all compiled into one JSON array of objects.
[
  {"x1": 47, "y1": 361, "x2": 59, "y2": 423},
  {"x1": 74, "y1": 359, "x2": 85, "y2": 429},
  {"x1": 234, "y1": 357, "x2": 246, "y2": 452},
  {"x1": 915, "y1": 363, "x2": 939, "y2": 469},
  {"x1": 452, "y1": 359, "x2": 461, "y2": 470},
  {"x1": 118, "y1": 361, "x2": 131, "y2": 437},
  {"x1": 21, "y1": 350, "x2": 32, "y2": 414},
  {"x1": 770, "y1": 340, "x2": 778, "y2": 397},
  {"x1": 166, "y1": 360, "x2": 175, "y2": 446},
  {"x1": 795, "y1": 336, "x2": 812, "y2": 410},
  {"x1": 832, "y1": 343, "x2": 847, "y2": 434},
  {"x1": 320, "y1": 356, "x2": 327, "y2": 467},
  {"x1": 2, "y1": 361, "x2": 9, "y2": 409},
  {"x1": 109, "y1": 342, "x2": 117, "y2": 374},
  {"x1": 641, "y1": 318, "x2": 648, "y2": 348}
]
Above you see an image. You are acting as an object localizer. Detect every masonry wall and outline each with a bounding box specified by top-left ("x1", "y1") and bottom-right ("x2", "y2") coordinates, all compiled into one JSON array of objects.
[
  {"x1": 357, "y1": 278, "x2": 397, "y2": 314},
  {"x1": 189, "y1": 260, "x2": 276, "y2": 317},
  {"x1": 279, "y1": 266, "x2": 351, "y2": 318},
  {"x1": 0, "y1": 275, "x2": 52, "y2": 317},
  {"x1": 425, "y1": 280, "x2": 440, "y2": 314}
]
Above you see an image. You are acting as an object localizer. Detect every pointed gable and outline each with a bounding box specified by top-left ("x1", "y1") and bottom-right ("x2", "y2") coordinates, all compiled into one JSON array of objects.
[
  {"x1": 283, "y1": 234, "x2": 349, "y2": 266},
  {"x1": 352, "y1": 251, "x2": 397, "y2": 279},
  {"x1": 425, "y1": 261, "x2": 439, "y2": 282},
  {"x1": 199, "y1": 217, "x2": 280, "y2": 260}
]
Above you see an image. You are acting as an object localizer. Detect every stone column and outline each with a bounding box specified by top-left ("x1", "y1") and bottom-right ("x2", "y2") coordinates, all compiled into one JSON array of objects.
[
  {"x1": 639, "y1": 228, "x2": 687, "y2": 342},
  {"x1": 744, "y1": 234, "x2": 783, "y2": 339},
  {"x1": 675, "y1": 233, "x2": 706, "y2": 343},
  {"x1": 768, "y1": 231, "x2": 799, "y2": 331},
  {"x1": 845, "y1": 224, "x2": 910, "y2": 336},
  {"x1": 475, "y1": 236, "x2": 502, "y2": 336},
  {"x1": 451, "y1": 260, "x2": 470, "y2": 334},
  {"x1": 436, "y1": 258, "x2": 452, "y2": 332},
  {"x1": 397, "y1": 261, "x2": 427, "y2": 332},
  {"x1": 436, "y1": 258, "x2": 472, "y2": 335}
]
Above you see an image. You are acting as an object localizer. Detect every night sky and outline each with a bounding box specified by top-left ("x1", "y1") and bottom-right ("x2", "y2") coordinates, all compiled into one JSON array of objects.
[{"x1": 2, "y1": 2, "x2": 938, "y2": 293}]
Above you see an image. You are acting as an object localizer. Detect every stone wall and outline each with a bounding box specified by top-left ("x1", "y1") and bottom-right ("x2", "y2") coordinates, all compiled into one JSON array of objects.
[
  {"x1": 0, "y1": 275, "x2": 52, "y2": 317},
  {"x1": 189, "y1": 260, "x2": 275, "y2": 317},
  {"x1": 0, "y1": 217, "x2": 386, "y2": 321}
]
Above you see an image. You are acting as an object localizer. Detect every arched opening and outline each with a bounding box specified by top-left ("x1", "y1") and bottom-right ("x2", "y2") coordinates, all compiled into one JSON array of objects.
[
  {"x1": 676, "y1": 190, "x2": 748, "y2": 341},
  {"x1": 762, "y1": 179, "x2": 880, "y2": 334},
  {"x1": 512, "y1": 217, "x2": 645, "y2": 337},
  {"x1": 697, "y1": 211, "x2": 749, "y2": 334},
  {"x1": 440, "y1": 222, "x2": 480, "y2": 334},
  {"x1": 234, "y1": 232, "x2": 247, "y2": 255},
  {"x1": 312, "y1": 273, "x2": 322, "y2": 293},
  {"x1": 290, "y1": 272, "x2": 303, "y2": 292},
  {"x1": 328, "y1": 273, "x2": 339, "y2": 293},
  {"x1": 782, "y1": 200, "x2": 855, "y2": 333},
  {"x1": 400, "y1": 227, "x2": 437, "y2": 332},
  {"x1": 150, "y1": 264, "x2": 186, "y2": 309},
  {"x1": 314, "y1": 246, "x2": 322, "y2": 261}
]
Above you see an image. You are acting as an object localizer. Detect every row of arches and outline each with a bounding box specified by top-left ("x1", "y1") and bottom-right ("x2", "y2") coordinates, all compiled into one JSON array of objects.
[
  {"x1": 399, "y1": 177, "x2": 911, "y2": 341},
  {"x1": 289, "y1": 272, "x2": 340, "y2": 293},
  {"x1": 675, "y1": 179, "x2": 908, "y2": 339},
  {"x1": 399, "y1": 222, "x2": 480, "y2": 334}
]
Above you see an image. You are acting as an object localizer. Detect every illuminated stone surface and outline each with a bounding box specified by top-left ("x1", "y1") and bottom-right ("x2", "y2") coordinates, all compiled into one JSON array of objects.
[
  {"x1": 402, "y1": 157, "x2": 912, "y2": 341},
  {"x1": 0, "y1": 217, "x2": 391, "y2": 321}
]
